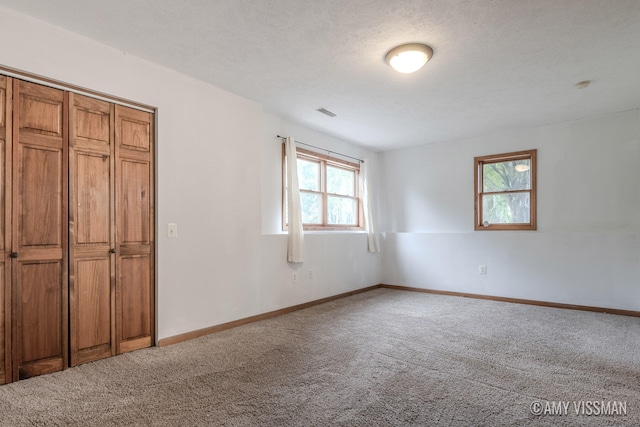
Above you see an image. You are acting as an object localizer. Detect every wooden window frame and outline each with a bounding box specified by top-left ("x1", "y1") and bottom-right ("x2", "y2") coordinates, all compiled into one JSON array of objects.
[
  {"x1": 283, "y1": 145, "x2": 363, "y2": 231},
  {"x1": 474, "y1": 149, "x2": 537, "y2": 231}
]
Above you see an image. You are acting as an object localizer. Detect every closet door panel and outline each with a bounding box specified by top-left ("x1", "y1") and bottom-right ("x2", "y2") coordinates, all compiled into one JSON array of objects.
[
  {"x1": 115, "y1": 105, "x2": 154, "y2": 354},
  {"x1": 19, "y1": 262, "x2": 62, "y2": 363},
  {"x1": 76, "y1": 152, "x2": 110, "y2": 244},
  {"x1": 12, "y1": 80, "x2": 67, "y2": 380},
  {"x1": 120, "y1": 160, "x2": 150, "y2": 244},
  {"x1": 76, "y1": 108, "x2": 109, "y2": 144},
  {"x1": 0, "y1": 76, "x2": 9, "y2": 385},
  {"x1": 69, "y1": 93, "x2": 114, "y2": 366},
  {"x1": 119, "y1": 254, "x2": 151, "y2": 351},
  {"x1": 75, "y1": 258, "x2": 111, "y2": 350},
  {"x1": 20, "y1": 146, "x2": 62, "y2": 246},
  {"x1": 19, "y1": 97, "x2": 62, "y2": 137},
  {"x1": 120, "y1": 119, "x2": 150, "y2": 151},
  {"x1": 0, "y1": 83, "x2": 5, "y2": 129}
]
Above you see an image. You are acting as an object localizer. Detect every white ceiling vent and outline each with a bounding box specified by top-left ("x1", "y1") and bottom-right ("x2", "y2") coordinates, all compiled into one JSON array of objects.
[{"x1": 317, "y1": 108, "x2": 337, "y2": 118}]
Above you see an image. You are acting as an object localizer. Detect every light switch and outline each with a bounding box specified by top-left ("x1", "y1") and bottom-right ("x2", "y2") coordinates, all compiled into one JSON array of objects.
[{"x1": 167, "y1": 223, "x2": 178, "y2": 238}]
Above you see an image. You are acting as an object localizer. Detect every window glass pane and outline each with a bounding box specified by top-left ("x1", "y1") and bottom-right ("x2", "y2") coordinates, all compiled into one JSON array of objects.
[
  {"x1": 327, "y1": 196, "x2": 357, "y2": 225},
  {"x1": 482, "y1": 193, "x2": 530, "y2": 225},
  {"x1": 297, "y1": 159, "x2": 320, "y2": 191},
  {"x1": 326, "y1": 165, "x2": 355, "y2": 196},
  {"x1": 483, "y1": 160, "x2": 531, "y2": 192},
  {"x1": 300, "y1": 192, "x2": 322, "y2": 224}
]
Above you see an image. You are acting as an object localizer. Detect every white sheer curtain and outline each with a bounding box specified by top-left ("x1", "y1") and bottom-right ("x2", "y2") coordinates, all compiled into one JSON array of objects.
[
  {"x1": 285, "y1": 137, "x2": 304, "y2": 262},
  {"x1": 361, "y1": 159, "x2": 380, "y2": 253}
]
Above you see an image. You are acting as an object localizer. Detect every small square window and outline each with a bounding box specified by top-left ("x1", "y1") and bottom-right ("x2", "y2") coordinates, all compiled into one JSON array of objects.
[{"x1": 474, "y1": 150, "x2": 537, "y2": 230}]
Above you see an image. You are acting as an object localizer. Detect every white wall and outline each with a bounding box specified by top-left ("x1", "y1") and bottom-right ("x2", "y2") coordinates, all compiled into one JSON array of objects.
[
  {"x1": 0, "y1": 6, "x2": 381, "y2": 340},
  {"x1": 2, "y1": 3, "x2": 636, "y2": 345},
  {"x1": 380, "y1": 110, "x2": 640, "y2": 310},
  {"x1": 259, "y1": 113, "x2": 382, "y2": 312}
]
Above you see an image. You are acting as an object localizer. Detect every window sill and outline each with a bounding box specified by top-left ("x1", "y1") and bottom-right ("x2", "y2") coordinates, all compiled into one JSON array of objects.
[
  {"x1": 304, "y1": 229, "x2": 366, "y2": 234},
  {"x1": 304, "y1": 226, "x2": 364, "y2": 232},
  {"x1": 474, "y1": 224, "x2": 537, "y2": 231},
  {"x1": 280, "y1": 228, "x2": 366, "y2": 234}
]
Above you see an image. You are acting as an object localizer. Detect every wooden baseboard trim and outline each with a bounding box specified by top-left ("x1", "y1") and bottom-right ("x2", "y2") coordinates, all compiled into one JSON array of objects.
[
  {"x1": 379, "y1": 284, "x2": 640, "y2": 318},
  {"x1": 158, "y1": 285, "x2": 381, "y2": 347}
]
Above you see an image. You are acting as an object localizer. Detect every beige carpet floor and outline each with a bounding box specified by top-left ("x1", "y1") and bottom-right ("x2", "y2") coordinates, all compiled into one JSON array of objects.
[{"x1": 0, "y1": 288, "x2": 638, "y2": 426}]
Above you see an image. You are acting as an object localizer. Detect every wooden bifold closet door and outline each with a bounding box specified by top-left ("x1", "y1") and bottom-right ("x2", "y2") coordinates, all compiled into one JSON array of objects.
[
  {"x1": 0, "y1": 75, "x2": 154, "y2": 382},
  {"x1": 69, "y1": 94, "x2": 115, "y2": 366},
  {"x1": 12, "y1": 80, "x2": 68, "y2": 380},
  {"x1": 69, "y1": 95, "x2": 155, "y2": 365},
  {"x1": 114, "y1": 105, "x2": 154, "y2": 355}
]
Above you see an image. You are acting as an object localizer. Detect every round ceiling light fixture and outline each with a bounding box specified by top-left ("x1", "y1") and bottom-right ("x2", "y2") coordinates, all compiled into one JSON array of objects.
[{"x1": 385, "y1": 43, "x2": 434, "y2": 74}]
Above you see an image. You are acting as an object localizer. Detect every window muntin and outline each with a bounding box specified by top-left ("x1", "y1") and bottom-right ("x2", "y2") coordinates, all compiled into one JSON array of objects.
[
  {"x1": 475, "y1": 150, "x2": 536, "y2": 230},
  {"x1": 284, "y1": 147, "x2": 362, "y2": 230}
]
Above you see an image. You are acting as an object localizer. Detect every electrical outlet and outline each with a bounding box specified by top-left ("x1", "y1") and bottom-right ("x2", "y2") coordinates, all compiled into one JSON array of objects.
[
  {"x1": 479, "y1": 265, "x2": 487, "y2": 275},
  {"x1": 292, "y1": 272, "x2": 297, "y2": 282}
]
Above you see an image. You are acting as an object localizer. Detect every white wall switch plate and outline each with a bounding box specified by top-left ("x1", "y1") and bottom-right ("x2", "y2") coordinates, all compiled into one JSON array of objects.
[{"x1": 167, "y1": 223, "x2": 178, "y2": 238}]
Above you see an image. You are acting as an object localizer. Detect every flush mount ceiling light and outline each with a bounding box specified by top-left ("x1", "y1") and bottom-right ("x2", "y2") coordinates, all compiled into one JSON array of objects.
[{"x1": 385, "y1": 43, "x2": 434, "y2": 74}]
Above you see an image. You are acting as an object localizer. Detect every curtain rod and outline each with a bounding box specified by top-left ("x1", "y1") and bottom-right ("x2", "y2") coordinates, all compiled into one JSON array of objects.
[{"x1": 276, "y1": 135, "x2": 363, "y2": 163}]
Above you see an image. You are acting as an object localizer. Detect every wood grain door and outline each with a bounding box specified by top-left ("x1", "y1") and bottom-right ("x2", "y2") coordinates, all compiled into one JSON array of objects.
[
  {"x1": 0, "y1": 76, "x2": 12, "y2": 384},
  {"x1": 69, "y1": 94, "x2": 115, "y2": 366},
  {"x1": 115, "y1": 105, "x2": 154, "y2": 354},
  {"x1": 12, "y1": 80, "x2": 68, "y2": 380}
]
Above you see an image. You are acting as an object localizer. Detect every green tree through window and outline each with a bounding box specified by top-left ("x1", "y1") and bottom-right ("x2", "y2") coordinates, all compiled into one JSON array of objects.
[{"x1": 475, "y1": 150, "x2": 537, "y2": 230}]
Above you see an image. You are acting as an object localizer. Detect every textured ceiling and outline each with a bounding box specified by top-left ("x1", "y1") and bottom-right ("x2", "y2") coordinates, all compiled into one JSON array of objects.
[{"x1": 1, "y1": 0, "x2": 640, "y2": 151}]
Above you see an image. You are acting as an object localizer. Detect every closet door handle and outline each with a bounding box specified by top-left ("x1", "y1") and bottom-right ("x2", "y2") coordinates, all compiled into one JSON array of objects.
[
  {"x1": 10, "y1": 252, "x2": 18, "y2": 258},
  {"x1": 109, "y1": 248, "x2": 116, "y2": 254}
]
